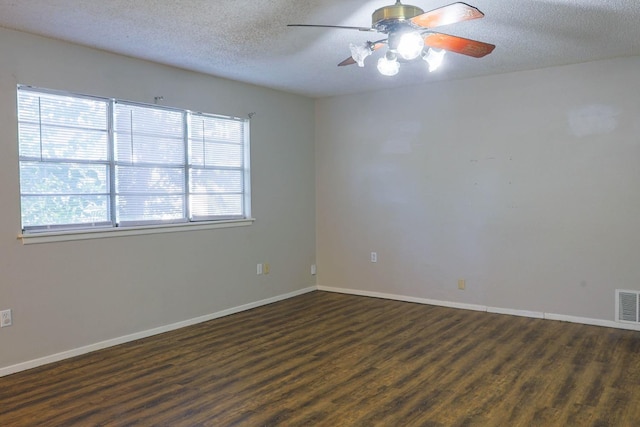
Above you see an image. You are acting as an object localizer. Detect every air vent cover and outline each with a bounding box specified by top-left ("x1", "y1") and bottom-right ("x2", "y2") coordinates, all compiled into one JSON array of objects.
[{"x1": 616, "y1": 289, "x2": 640, "y2": 323}]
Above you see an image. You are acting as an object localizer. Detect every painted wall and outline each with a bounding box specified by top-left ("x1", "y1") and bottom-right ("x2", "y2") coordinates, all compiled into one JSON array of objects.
[
  {"x1": 316, "y1": 56, "x2": 640, "y2": 321},
  {"x1": 0, "y1": 28, "x2": 316, "y2": 370}
]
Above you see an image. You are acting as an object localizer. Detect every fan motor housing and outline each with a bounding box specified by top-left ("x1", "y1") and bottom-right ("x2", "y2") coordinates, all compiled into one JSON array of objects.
[{"x1": 372, "y1": 3, "x2": 424, "y2": 32}]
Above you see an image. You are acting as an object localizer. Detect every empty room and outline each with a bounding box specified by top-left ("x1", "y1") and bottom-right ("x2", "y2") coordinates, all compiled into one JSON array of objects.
[{"x1": 1, "y1": 1, "x2": 639, "y2": 425}]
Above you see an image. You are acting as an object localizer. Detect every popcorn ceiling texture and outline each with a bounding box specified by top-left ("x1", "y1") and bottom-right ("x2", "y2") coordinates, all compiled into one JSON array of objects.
[{"x1": 0, "y1": 0, "x2": 638, "y2": 97}]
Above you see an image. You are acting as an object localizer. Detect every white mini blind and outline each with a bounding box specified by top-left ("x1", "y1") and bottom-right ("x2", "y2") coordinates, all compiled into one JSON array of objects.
[
  {"x1": 17, "y1": 89, "x2": 111, "y2": 229},
  {"x1": 189, "y1": 113, "x2": 246, "y2": 220},
  {"x1": 17, "y1": 86, "x2": 251, "y2": 233},
  {"x1": 114, "y1": 102, "x2": 186, "y2": 224}
]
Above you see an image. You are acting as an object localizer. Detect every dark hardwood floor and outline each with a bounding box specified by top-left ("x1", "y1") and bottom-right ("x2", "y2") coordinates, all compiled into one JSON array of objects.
[{"x1": 2, "y1": 291, "x2": 640, "y2": 426}]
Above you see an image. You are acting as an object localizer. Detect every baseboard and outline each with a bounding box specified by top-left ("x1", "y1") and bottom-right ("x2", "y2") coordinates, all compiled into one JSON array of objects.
[
  {"x1": 317, "y1": 285, "x2": 640, "y2": 332},
  {"x1": 545, "y1": 312, "x2": 640, "y2": 331},
  {"x1": 487, "y1": 306, "x2": 544, "y2": 319},
  {"x1": 0, "y1": 286, "x2": 316, "y2": 378},
  {"x1": 317, "y1": 285, "x2": 486, "y2": 312}
]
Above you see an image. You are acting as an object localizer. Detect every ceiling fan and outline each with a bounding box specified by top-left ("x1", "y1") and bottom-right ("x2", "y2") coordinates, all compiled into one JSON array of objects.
[{"x1": 288, "y1": 1, "x2": 495, "y2": 76}]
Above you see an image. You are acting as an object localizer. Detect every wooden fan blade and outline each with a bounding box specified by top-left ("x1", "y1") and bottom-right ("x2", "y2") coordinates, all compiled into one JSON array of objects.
[
  {"x1": 338, "y1": 57, "x2": 357, "y2": 67},
  {"x1": 411, "y1": 2, "x2": 484, "y2": 29},
  {"x1": 423, "y1": 32, "x2": 495, "y2": 58},
  {"x1": 287, "y1": 24, "x2": 374, "y2": 32},
  {"x1": 338, "y1": 42, "x2": 386, "y2": 67}
]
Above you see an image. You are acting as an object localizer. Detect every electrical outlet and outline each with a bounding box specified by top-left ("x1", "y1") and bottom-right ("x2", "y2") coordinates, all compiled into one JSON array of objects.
[
  {"x1": 371, "y1": 252, "x2": 377, "y2": 263},
  {"x1": 311, "y1": 264, "x2": 317, "y2": 275},
  {"x1": 458, "y1": 279, "x2": 466, "y2": 290},
  {"x1": 257, "y1": 263, "x2": 263, "y2": 275},
  {"x1": 0, "y1": 309, "x2": 12, "y2": 327},
  {"x1": 263, "y1": 263, "x2": 270, "y2": 274}
]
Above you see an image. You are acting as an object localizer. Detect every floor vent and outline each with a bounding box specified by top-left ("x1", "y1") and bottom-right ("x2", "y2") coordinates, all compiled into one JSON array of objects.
[{"x1": 616, "y1": 289, "x2": 640, "y2": 323}]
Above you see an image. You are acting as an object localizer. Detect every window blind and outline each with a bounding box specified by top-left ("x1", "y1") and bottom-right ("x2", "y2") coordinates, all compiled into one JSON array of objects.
[
  {"x1": 17, "y1": 86, "x2": 251, "y2": 233},
  {"x1": 189, "y1": 113, "x2": 246, "y2": 220},
  {"x1": 17, "y1": 90, "x2": 110, "y2": 229},
  {"x1": 114, "y1": 102, "x2": 186, "y2": 225}
]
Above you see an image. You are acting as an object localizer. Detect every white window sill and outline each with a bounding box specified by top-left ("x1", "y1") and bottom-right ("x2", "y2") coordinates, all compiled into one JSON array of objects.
[{"x1": 18, "y1": 218, "x2": 256, "y2": 245}]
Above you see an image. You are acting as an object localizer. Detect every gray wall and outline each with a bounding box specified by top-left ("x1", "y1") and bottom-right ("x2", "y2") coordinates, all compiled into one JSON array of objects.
[
  {"x1": 0, "y1": 28, "x2": 316, "y2": 369},
  {"x1": 316, "y1": 56, "x2": 640, "y2": 321}
]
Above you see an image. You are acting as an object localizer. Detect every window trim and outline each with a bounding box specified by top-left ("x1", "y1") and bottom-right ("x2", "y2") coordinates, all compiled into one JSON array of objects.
[
  {"x1": 18, "y1": 218, "x2": 256, "y2": 245},
  {"x1": 17, "y1": 85, "x2": 252, "y2": 237}
]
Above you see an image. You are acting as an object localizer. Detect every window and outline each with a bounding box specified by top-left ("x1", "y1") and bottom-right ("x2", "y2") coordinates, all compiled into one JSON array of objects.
[{"x1": 17, "y1": 86, "x2": 250, "y2": 234}]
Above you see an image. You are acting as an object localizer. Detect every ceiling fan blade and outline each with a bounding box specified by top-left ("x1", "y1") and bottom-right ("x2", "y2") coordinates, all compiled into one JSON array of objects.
[
  {"x1": 411, "y1": 2, "x2": 484, "y2": 29},
  {"x1": 287, "y1": 24, "x2": 374, "y2": 32},
  {"x1": 338, "y1": 57, "x2": 358, "y2": 67},
  {"x1": 423, "y1": 32, "x2": 495, "y2": 58},
  {"x1": 337, "y1": 42, "x2": 386, "y2": 67}
]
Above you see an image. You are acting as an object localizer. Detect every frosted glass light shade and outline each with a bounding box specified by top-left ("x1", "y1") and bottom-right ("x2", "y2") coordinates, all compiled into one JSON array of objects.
[
  {"x1": 377, "y1": 55, "x2": 400, "y2": 76},
  {"x1": 349, "y1": 43, "x2": 373, "y2": 67},
  {"x1": 423, "y1": 48, "x2": 446, "y2": 72},
  {"x1": 397, "y1": 32, "x2": 424, "y2": 60}
]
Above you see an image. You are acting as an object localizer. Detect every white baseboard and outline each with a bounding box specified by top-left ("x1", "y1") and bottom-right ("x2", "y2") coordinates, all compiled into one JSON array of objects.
[
  {"x1": 317, "y1": 285, "x2": 640, "y2": 331},
  {"x1": 545, "y1": 312, "x2": 640, "y2": 331},
  {"x1": 487, "y1": 306, "x2": 544, "y2": 319},
  {"x1": 317, "y1": 285, "x2": 486, "y2": 312},
  {"x1": 0, "y1": 286, "x2": 316, "y2": 378}
]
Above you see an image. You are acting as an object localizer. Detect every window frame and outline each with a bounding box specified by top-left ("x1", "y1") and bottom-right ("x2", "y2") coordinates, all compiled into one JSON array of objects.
[{"x1": 16, "y1": 85, "x2": 253, "y2": 244}]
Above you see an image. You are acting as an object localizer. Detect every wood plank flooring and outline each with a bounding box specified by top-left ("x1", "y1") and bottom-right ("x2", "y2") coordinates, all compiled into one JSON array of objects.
[{"x1": 2, "y1": 291, "x2": 640, "y2": 426}]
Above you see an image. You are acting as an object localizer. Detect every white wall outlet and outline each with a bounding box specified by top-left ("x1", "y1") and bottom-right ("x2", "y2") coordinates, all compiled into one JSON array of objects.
[
  {"x1": 371, "y1": 252, "x2": 377, "y2": 263},
  {"x1": 0, "y1": 309, "x2": 12, "y2": 327},
  {"x1": 257, "y1": 263, "x2": 263, "y2": 275},
  {"x1": 311, "y1": 264, "x2": 317, "y2": 275}
]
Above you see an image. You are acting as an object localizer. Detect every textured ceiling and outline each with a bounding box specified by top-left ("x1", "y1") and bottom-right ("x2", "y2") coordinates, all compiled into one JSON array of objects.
[{"x1": 0, "y1": 0, "x2": 638, "y2": 98}]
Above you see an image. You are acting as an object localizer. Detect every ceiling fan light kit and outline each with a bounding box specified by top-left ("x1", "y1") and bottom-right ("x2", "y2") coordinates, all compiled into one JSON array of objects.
[
  {"x1": 349, "y1": 42, "x2": 374, "y2": 67},
  {"x1": 377, "y1": 52, "x2": 400, "y2": 76},
  {"x1": 423, "y1": 48, "x2": 447, "y2": 72},
  {"x1": 288, "y1": 1, "x2": 495, "y2": 76},
  {"x1": 396, "y1": 31, "x2": 425, "y2": 60}
]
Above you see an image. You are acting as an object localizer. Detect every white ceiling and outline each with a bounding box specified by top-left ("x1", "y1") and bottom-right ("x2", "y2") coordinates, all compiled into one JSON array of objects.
[{"x1": 0, "y1": 0, "x2": 638, "y2": 98}]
